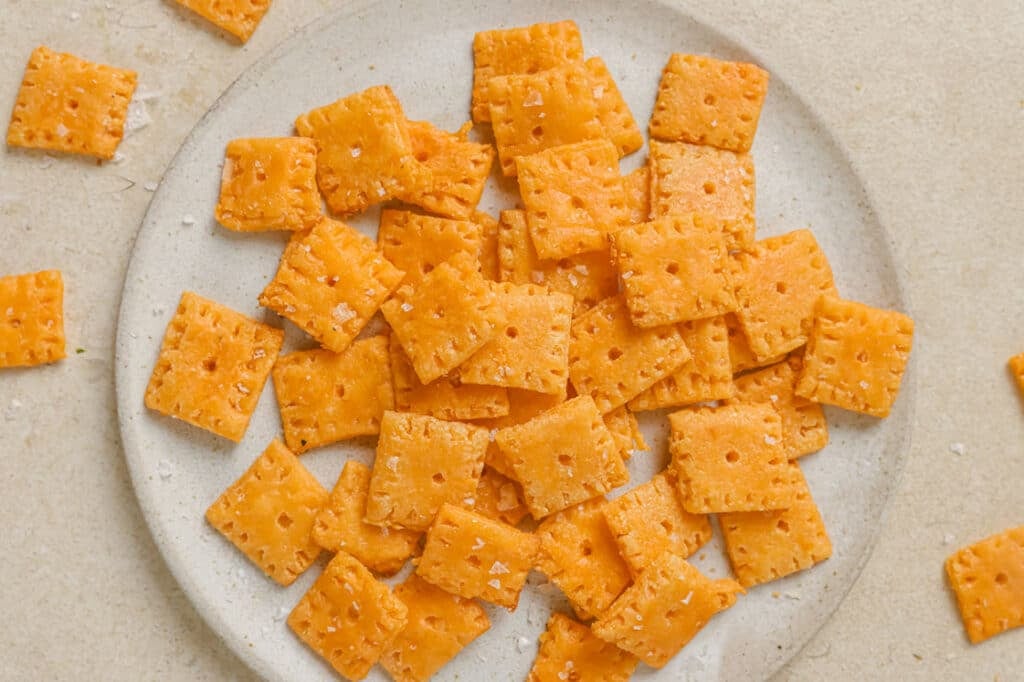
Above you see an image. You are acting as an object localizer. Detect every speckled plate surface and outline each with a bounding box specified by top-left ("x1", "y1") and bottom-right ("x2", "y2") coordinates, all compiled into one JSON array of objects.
[{"x1": 114, "y1": 1, "x2": 913, "y2": 679}]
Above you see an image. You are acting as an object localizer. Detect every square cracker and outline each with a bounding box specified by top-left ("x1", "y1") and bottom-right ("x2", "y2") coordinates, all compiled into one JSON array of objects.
[
  {"x1": 365, "y1": 411, "x2": 488, "y2": 532},
  {"x1": 175, "y1": 0, "x2": 270, "y2": 42},
  {"x1": 474, "y1": 388, "x2": 565, "y2": 479},
  {"x1": 214, "y1": 137, "x2": 320, "y2": 232},
  {"x1": 6, "y1": 46, "x2": 136, "y2": 160},
  {"x1": 205, "y1": 439, "x2": 327, "y2": 585},
  {"x1": 592, "y1": 551, "x2": 743, "y2": 668},
  {"x1": 402, "y1": 120, "x2": 494, "y2": 220},
  {"x1": 611, "y1": 214, "x2": 736, "y2": 327},
  {"x1": 389, "y1": 334, "x2": 510, "y2": 421},
  {"x1": 731, "y1": 229, "x2": 838, "y2": 361},
  {"x1": 528, "y1": 612, "x2": 638, "y2": 682},
  {"x1": 517, "y1": 139, "x2": 629, "y2": 259},
  {"x1": 945, "y1": 525, "x2": 1024, "y2": 644},
  {"x1": 381, "y1": 574, "x2": 491, "y2": 682},
  {"x1": 145, "y1": 292, "x2": 283, "y2": 442},
  {"x1": 495, "y1": 395, "x2": 628, "y2": 519},
  {"x1": 669, "y1": 403, "x2": 800, "y2": 513},
  {"x1": 603, "y1": 405, "x2": 647, "y2": 460},
  {"x1": 497, "y1": 209, "x2": 618, "y2": 314},
  {"x1": 288, "y1": 551, "x2": 408, "y2": 680},
  {"x1": 586, "y1": 57, "x2": 643, "y2": 156},
  {"x1": 536, "y1": 497, "x2": 632, "y2": 619},
  {"x1": 378, "y1": 209, "x2": 483, "y2": 284},
  {"x1": 727, "y1": 354, "x2": 828, "y2": 459},
  {"x1": 623, "y1": 165, "x2": 651, "y2": 224},
  {"x1": 0, "y1": 270, "x2": 65, "y2": 368},
  {"x1": 272, "y1": 336, "x2": 393, "y2": 454},
  {"x1": 259, "y1": 217, "x2": 404, "y2": 353},
  {"x1": 458, "y1": 282, "x2": 573, "y2": 395},
  {"x1": 382, "y1": 252, "x2": 505, "y2": 384},
  {"x1": 487, "y1": 63, "x2": 607, "y2": 176},
  {"x1": 796, "y1": 295, "x2": 914, "y2": 418},
  {"x1": 312, "y1": 460, "x2": 420, "y2": 576},
  {"x1": 1010, "y1": 353, "x2": 1024, "y2": 396},
  {"x1": 294, "y1": 85, "x2": 420, "y2": 215},
  {"x1": 726, "y1": 312, "x2": 786, "y2": 374},
  {"x1": 603, "y1": 472, "x2": 712, "y2": 577},
  {"x1": 471, "y1": 20, "x2": 584, "y2": 123},
  {"x1": 720, "y1": 463, "x2": 831, "y2": 587},
  {"x1": 569, "y1": 295, "x2": 691, "y2": 413},
  {"x1": 417, "y1": 503, "x2": 539, "y2": 609},
  {"x1": 650, "y1": 140, "x2": 755, "y2": 248},
  {"x1": 473, "y1": 466, "x2": 530, "y2": 527},
  {"x1": 630, "y1": 316, "x2": 734, "y2": 411},
  {"x1": 649, "y1": 53, "x2": 769, "y2": 153}
]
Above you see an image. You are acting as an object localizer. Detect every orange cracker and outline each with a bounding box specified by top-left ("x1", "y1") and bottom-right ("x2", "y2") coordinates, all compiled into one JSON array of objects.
[
  {"x1": 259, "y1": 217, "x2": 403, "y2": 353},
  {"x1": 720, "y1": 463, "x2": 831, "y2": 587},
  {"x1": 174, "y1": 0, "x2": 270, "y2": 42},
  {"x1": 669, "y1": 403, "x2": 799, "y2": 513},
  {"x1": 6, "y1": 46, "x2": 136, "y2": 160},
  {"x1": 586, "y1": 56, "x2": 643, "y2": 156},
  {"x1": 288, "y1": 551, "x2": 408, "y2": 680},
  {"x1": 473, "y1": 466, "x2": 529, "y2": 526},
  {"x1": 144, "y1": 292, "x2": 282, "y2": 442},
  {"x1": 731, "y1": 228, "x2": 838, "y2": 361},
  {"x1": 474, "y1": 388, "x2": 565, "y2": 479},
  {"x1": 603, "y1": 472, "x2": 712, "y2": 577},
  {"x1": 495, "y1": 395, "x2": 628, "y2": 519},
  {"x1": 0, "y1": 270, "x2": 65, "y2": 368},
  {"x1": 649, "y1": 53, "x2": 769, "y2": 153},
  {"x1": 214, "y1": 137, "x2": 320, "y2": 232},
  {"x1": 727, "y1": 355, "x2": 828, "y2": 459},
  {"x1": 623, "y1": 164, "x2": 651, "y2": 224},
  {"x1": 205, "y1": 439, "x2": 327, "y2": 586},
  {"x1": 945, "y1": 525, "x2": 1024, "y2": 644},
  {"x1": 417, "y1": 504, "x2": 539, "y2": 609},
  {"x1": 796, "y1": 295, "x2": 914, "y2": 418},
  {"x1": 389, "y1": 334, "x2": 510, "y2": 421},
  {"x1": 535, "y1": 497, "x2": 632, "y2": 619},
  {"x1": 603, "y1": 405, "x2": 647, "y2": 460},
  {"x1": 611, "y1": 214, "x2": 736, "y2": 327},
  {"x1": 458, "y1": 283, "x2": 573, "y2": 395},
  {"x1": 528, "y1": 612, "x2": 638, "y2": 682},
  {"x1": 569, "y1": 295, "x2": 691, "y2": 412},
  {"x1": 378, "y1": 209, "x2": 483, "y2": 284},
  {"x1": 517, "y1": 139, "x2": 629, "y2": 259},
  {"x1": 592, "y1": 551, "x2": 743, "y2": 668},
  {"x1": 402, "y1": 120, "x2": 494, "y2": 220},
  {"x1": 629, "y1": 316, "x2": 734, "y2": 411},
  {"x1": 471, "y1": 20, "x2": 584, "y2": 123},
  {"x1": 381, "y1": 574, "x2": 491, "y2": 682},
  {"x1": 382, "y1": 252, "x2": 505, "y2": 384},
  {"x1": 476, "y1": 211, "x2": 502, "y2": 281},
  {"x1": 312, "y1": 460, "x2": 420, "y2": 576},
  {"x1": 1010, "y1": 353, "x2": 1024, "y2": 396},
  {"x1": 649, "y1": 140, "x2": 755, "y2": 248},
  {"x1": 497, "y1": 209, "x2": 618, "y2": 314},
  {"x1": 294, "y1": 85, "x2": 420, "y2": 215},
  {"x1": 726, "y1": 312, "x2": 786, "y2": 374},
  {"x1": 487, "y1": 63, "x2": 607, "y2": 176},
  {"x1": 365, "y1": 411, "x2": 488, "y2": 532},
  {"x1": 272, "y1": 336, "x2": 393, "y2": 454}
]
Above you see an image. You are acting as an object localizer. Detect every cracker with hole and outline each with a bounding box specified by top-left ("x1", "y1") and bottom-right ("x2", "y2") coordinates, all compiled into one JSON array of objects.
[
  {"x1": 669, "y1": 403, "x2": 799, "y2": 513},
  {"x1": 175, "y1": 0, "x2": 270, "y2": 42},
  {"x1": 0, "y1": 270, "x2": 65, "y2": 368},
  {"x1": 6, "y1": 46, "x2": 136, "y2": 159},
  {"x1": 295, "y1": 85, "x2": 420, "y2": 215},
  {"x1": 650, "y1": 53, "x2": 769, "y2": 153},
  {"x1": 145, "y1": 292, "x2": 282, "y2": 442},
  {"x1": 569, "y1": 295, "x2": 691, "y2": 412},
  {"x1": 365, "y1": 411, "x2": 488, "y2": 532},
  {"x1": 1011, "y1": 353, "x2": 1024, "y2": 396},
  {"x1": 473, "y1": 466, "x2": 530, "y2": 526},
  {"x1": 417, "y1": 503, "x2": 539, "y2": 609},
  {"x1": 381, "y1": 574, "x2": 491, "y2": 682},
  {"x1": 471, "y1": 20, "x2": 584, "y2": 123},
  {"x1": 259, "y1": 217, "x2": 404, "y2": 353},
  {"x1": 474, "y1": 388, "x2": 565, "y2": 479},
  {"x1": 495, "y1": 395, "x2": 628, "y2": 519},
  {"x1": 528, "y1": 612, "x2": 638, "y2": 682},
  {"x1": 378, "y1": 209, "x2": 483, "y2": 284},
  {"x1": 205, "y1": 439, "x2": 327, "y2": 586},
  {"x1": 586, "y1": 56, "x2": 643, "y2": 156},
  {"x1": 592, "y1": 551, "x2": 743, "y2": 668},
  {"x1": 623, "y1": 165, "x2": 651, "y2": 224},
  {"x1": 517, "y1": 139, "x2": 629, "y2": 259},
  {"x1": 288, "y1": 551, "x2": 408, "y2": 680},
  {"x1": 312, "y1": 460, "x2": 420, "y2": 576},
  {"x1": 726, "y1": 312, "x2": 786, "y2": 374},
  {"x1": 945, "y1": 525, "x2": 1024, "y2": 644},
  {"x1": 603, "y1": 405, "x2": 647, "y2": 460},
  {"x1": 214, "y1": 137, "x2": 320, "y2": 232},
  {"x1": 402, "y1": 120, "x2": 494, "y2": 220},
  {"x1": 731, "y1": 228, "x2": 838, "y2": 361}
]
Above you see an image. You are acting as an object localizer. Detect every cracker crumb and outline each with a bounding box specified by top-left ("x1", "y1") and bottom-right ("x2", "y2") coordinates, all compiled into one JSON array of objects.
[
  {"x1": 5, "y1": 398, "x2": 23, "y2": 421},
  {"x1": 515, "y1": 635, "x2": 531, "y2": 653},
  {"x1": 273, "y1": 606, "x2": 288, "y2": 621},
  {"x1": 784, "y1": 591, "x2": 801, "y2": 600},
  {"x1": 943, "y1": 533, "x2": 955, "y2": 545},
  {"x1": 125, "y1": 99, "x2": 152, "y2": 134},
  {"x1": 157, "y1": 459, "x2": 173, "y2": 479},
  {"x1": 144, "y1": 181, "x2": 158, "y2": 192},
  {"x1": 181, "y1": 214, "x2": 196, "y2": 226},
  {"x1": 949, "y1": 442, "x2": 966, "y2": 456}
]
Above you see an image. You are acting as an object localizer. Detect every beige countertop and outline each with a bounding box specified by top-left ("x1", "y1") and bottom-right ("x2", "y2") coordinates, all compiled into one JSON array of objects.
[{"x1": 1, "y1": 1, "x2": 1022, "y2": 680}]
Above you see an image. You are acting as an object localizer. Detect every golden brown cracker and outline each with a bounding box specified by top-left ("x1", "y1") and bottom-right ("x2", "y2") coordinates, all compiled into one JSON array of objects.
[
  {"x1": 0, "y1": 270, "x2": 65, "y2": 368},
  {"x1": 175, "y1": 0, "x2": 270, "y2": 41},
  {"x1": 402, "y1": 120, "x2": 494, "y2": 219},
  {"x1": 946, "y1": 525, "x2": 1024, "y2": 644},
  {"x1": 528, "y1": 612, "x2": 638, "y2": 682},
  {"x1": 585, "y1": 56, "x2": 643, "y2": 156}
]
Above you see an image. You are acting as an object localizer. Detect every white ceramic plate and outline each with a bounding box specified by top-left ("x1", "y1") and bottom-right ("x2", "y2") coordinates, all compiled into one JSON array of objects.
[{"x1": 115, "y1": 1, "x2": 913, "y2": 680}]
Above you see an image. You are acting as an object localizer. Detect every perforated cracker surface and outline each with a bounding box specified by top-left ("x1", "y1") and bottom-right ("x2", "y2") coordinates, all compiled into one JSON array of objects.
[
  {"x1": 946, "y1": 525, "x2": 1024, "y2": 644},
  {"x1": 402, "y1": 120, "x2": 494, "y2": 220},
  {"x1": 527, "y1": 612, "x2": 638, "y2": 682},
  {"x1": 0, "y1": 270, "x2": 65, "y2": 368},
  {"x1": 378, "y1": 209, "x2": 483, "y2": 284},
  {"x1": 585, "y1": 57, "x2": 643, "y2": 156}
]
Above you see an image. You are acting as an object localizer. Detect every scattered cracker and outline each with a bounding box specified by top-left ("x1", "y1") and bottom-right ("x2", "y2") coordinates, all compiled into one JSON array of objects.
[
  {"x1": 474, "y1": 388, "x2": 565, "y2": 479},
  {"x1": 602, "y1": 405, "x2": 647, "y2": 460},
  {"x1": 402, "y1": 120, "x2": 494, "y2": 219},
  {"x1": 585, "y1": 56, "x2": 643, "y2": 156},
  {"x1": 473, "y1": 466, "x2": 530, "y2": 526},
  {"x1": 1010, "y1": 353, "x2": 1024, "y2": 396},
  {"x1": 528, "y1": 612, "x2": 638, "y2": 682},
  {"x1": 945, "y1": 525, "x2": 1024, "y2": 644},
  {"x1": 174, "y1": 0, "x2": 270, "y2": 42},
  {"x1": 622, "y1": 165, "x2": 651, "y2": 224},
  {"x1": 726, "y1": 312, "x2": 786, "y2": 374},
  {"x1": 0, "y1": 270, "x2": 65, "y2": 368},
  {"x1": 378, "y1": 209, "x2": 484, "y2": 284}
]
